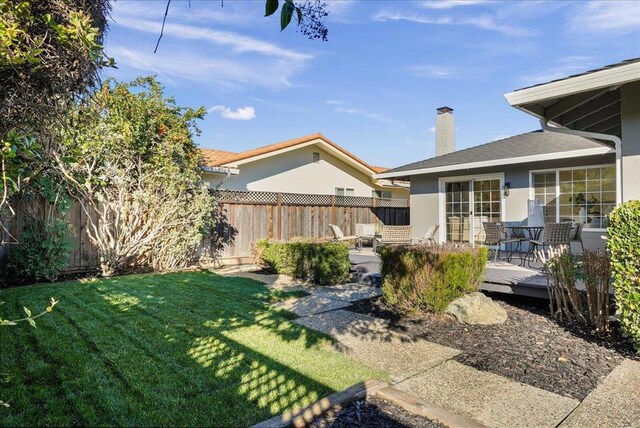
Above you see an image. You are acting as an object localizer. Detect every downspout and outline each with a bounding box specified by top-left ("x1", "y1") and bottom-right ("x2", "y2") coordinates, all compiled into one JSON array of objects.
[
  {"x1": 540, "y1": 119, "x2": 622, "y2": 205},
  {"x1": 215, "y1": 170, "x2": 233, "y2": 190}
]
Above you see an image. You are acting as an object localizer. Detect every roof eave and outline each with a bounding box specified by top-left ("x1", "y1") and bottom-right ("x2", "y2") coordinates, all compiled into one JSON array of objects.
[
  {"x1": 504, "y1": 61, "x2": 640, "y2": 110},
  {"x1": 374, "y1": 146, "x2": 615, "y2": 179}
]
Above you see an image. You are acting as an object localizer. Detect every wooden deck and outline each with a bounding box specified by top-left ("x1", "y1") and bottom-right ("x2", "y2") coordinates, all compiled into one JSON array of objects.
[{"x1": 481, "y1": 260, "x2": 550, "y2": 299}]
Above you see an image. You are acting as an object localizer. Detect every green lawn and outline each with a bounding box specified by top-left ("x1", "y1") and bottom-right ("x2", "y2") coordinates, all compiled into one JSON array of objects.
[{"x1": 0, "y1": 271, "x2": 385, "y2": 427}]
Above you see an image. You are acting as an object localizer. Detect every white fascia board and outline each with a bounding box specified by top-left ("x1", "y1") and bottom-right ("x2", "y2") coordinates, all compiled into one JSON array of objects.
[
  {"x1": 374, "y1": 146, "x2": 615, "y2": 179},
  {"x1": 373, "y1": 179, "x2": 410, "y2": 189},
  {"x1": 202, "y1": 166, "x2": 239, "y2": 175},
  {"x1": 505, "y1": 61, "x2": 640, "y2": 107}
]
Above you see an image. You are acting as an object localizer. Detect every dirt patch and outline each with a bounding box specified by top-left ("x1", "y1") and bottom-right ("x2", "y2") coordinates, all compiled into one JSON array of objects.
[
  {"x1": 348, "y1": 294, "x2": 636, "y2": 400},
  {"x1": 311, "y1": 396, "x2": 444, "y2": 428}
]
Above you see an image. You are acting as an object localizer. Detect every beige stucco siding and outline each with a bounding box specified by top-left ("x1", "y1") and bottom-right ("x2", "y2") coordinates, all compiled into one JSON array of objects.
[
  {"x1": 621, "y1": 81, "x2": 640, "y2": 202},
  {"x1": 202, "y1": 145, "x2": 408, "y2": 198},
  {"x1": 409, "y1": 153, "x2": 615, "y2": 243}
]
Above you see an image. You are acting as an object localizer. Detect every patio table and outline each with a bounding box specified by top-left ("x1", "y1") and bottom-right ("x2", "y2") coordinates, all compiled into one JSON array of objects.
[{"x1": 506, "y1": 225, "x2": 544, "y2": 266}]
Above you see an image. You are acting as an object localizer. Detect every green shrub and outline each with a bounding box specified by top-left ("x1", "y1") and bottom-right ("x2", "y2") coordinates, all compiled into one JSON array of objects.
[
  {"x1": 380, "y1": 244, "x2": 488, "y2": 315},
  {"x1": 6, "y1": 218, "x2": 73, "y2": 283},
  {"x1": 255, "y1": 238, "x2": 351, "y2": 285},
  {"x1": 607, "y1": 200, "x2": 640, "y2": 352}
]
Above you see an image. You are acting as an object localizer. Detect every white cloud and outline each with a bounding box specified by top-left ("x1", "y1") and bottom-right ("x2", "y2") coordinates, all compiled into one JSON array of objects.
[
  {"x1": 372, "y1": 10, "x2": 533, "y2": 36},
  {"x1": 569, "y1": 1, "x2": 640, "y2": 34},
  {"x1": 107, "y1": 45, "x2": 302, "y2": 89},
  {"x1": 428, "y1": 126, "x2": 436, "y2": 132},
  {"x1": 209, "y1": 105, "x2": 256, "y2": 120},
  {"x1": 406, "y1": 65, "x2": 456, "y2": 79},
  {"x1": 324, "y1": 99, "x2": 346, "y2": 105},
  {"x1": 333, "y1": 106, "x2": 399, "y2": 125},
  {"x1": 114, "y1": 16, "x2": 311, "y2": 62},
  {"x1": 421, "y1": 1, "x2": 489, "y2": 10}
]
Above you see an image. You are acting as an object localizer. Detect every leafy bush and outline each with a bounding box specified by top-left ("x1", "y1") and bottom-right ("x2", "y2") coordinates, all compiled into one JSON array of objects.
[
  {"x1": 380, "y1": 244, "x2": 488, "y2": 315},
  {"x1": 6, "y1": 218, "x2": 73, "y2": 283},
  {"x1": 54, "y1": 77, "x2": 214, "y2": 276},
  {"x1": 607, "y1": 200, "x2": 640, "y2": 351},
  {"x1": 255, "y1": 238, "x2": 351, "y2": 285}
]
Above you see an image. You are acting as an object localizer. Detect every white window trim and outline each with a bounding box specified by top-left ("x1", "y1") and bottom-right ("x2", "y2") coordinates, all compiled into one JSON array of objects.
[
  {"x1": 438, "y1": 172, "x2": 506, "y2": 244},
  {"x1": 529, "y1": 164, "x2": 615, "y2": 232}
]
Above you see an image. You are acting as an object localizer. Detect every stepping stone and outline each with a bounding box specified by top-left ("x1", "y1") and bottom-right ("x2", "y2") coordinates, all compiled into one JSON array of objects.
[
  {"x1": 274, "y1": 295, "x2": 351, "y2": 317},
  {"x1": 560, "y1": 358, "x2": 640, "y2": 428},
  {"x1": 309, "y1": 284, "x2": 382, "y2": 302},
  {"x1": 296, "y1": 310, "x2": 460, "y2": 382},
  {"x1": 396, "y1": 360, "x2": 578, "y2": 428}
]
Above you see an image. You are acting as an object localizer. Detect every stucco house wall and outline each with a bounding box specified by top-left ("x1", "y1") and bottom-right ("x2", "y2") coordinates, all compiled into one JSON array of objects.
[
  {"x1": 621, "y1": 80, "x2": 640, "y2": 202},
  {"x1": 410, "y1": 152, "x2": 615, "y2": 250},
  {"x1": 203, "y1": 145, "x2": 408, "y2": 198}
]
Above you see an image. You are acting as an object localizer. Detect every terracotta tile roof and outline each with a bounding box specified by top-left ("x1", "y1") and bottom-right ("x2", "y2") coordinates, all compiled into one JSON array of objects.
[
  {"x1": 370, "y1": 166, "x2": 389, "y2": 173},
  {"x1": 200, "y1": 133, "x2": 385, "y2": 174},
  {"x1": 200, "y1": 148, "x2": 238, "y2": 166}
]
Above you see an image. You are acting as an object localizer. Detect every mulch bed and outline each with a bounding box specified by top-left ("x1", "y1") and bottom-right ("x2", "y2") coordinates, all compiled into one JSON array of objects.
[
  {"x1": 348, "y1": 294, "x2": 637, "y2": 401},
  {"x1": 311, "y1": 396, "x2": 444, "y2": 428}
]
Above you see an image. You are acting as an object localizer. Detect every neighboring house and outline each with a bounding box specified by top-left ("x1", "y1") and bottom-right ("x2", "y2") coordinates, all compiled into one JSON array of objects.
[
  {"x1": 201, "y1": 133, "x2": 409, "y2": 199},
  {"x1": 377, "y1": 56, "x2": 640, "y2": 250}
]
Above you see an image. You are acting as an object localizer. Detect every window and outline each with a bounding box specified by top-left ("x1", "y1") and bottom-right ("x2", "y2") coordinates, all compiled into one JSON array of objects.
[
  {"x1": 532, "y1": 165, "x2": 615, "y2": 229},
  {"x1": 335, "y1": 187, "x2": 354, "y2": 197},
  {"x1": 372, "y1": 190, "x2": 392, "y2": 199},
  {"x1": 312, "y1": 152, "x2": 320, "y2": 163}
]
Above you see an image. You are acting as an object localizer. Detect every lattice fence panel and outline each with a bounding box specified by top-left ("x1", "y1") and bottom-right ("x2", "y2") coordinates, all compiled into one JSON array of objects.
[
  {"x1": 376, "y1": 198, "x2": 410, "y2": 208},
  {"x1": 281, "y1": 192, "x2": 332, "y2": 206},
  {"x1": 215, "y1": 190, "x2": 278, "y2": 204},
  {"x1": 335, "y1": 196, "x2": 373, "y2": 207}
]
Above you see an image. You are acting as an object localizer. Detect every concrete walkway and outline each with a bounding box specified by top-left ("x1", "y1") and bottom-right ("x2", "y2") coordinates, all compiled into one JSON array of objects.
[
  {"x1": 291, "y1": 287, "x2": 637, "y2": 427},
  {"x1": 218, "y1": 266, "x2": 638, "y2": 428}
]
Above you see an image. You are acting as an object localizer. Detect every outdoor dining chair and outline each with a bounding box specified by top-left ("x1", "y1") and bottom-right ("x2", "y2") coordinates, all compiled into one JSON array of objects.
[
  {"x1": 529, "y1": 222, "x2": 573, "y2": 266},
  {"x1": 483, "y1": 222, "x2": 522, "y2": 263}
]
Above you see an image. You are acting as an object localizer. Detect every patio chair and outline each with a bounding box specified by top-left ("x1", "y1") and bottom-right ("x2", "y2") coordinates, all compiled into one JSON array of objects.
[
  {"x1": 328, "y1": 224, "x2": 357, "y2": 244},
  {"x1": 355, "y1": 223, "x2": 377, "y2": 250},
  {"x1": 529, "y1": 222, "x2": 573, "y2": 266},
  {"x1": 373, "y1": 225, "x2": 412, "y2": 252},
  {"x1": 571, "y1": 222, "x2": 585, "y2": 253},
  {"x1": 483, "y1": 222, "x2": 522, "y2": 263},
  {"x1": 417, "y1": 224, "x2": 439, "y2": 244}
]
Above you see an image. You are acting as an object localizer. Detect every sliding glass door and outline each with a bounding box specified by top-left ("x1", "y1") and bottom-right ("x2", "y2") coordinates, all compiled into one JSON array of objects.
[
  {"x1": 443, "y1": 175, "x2": 503, "y2": 244},
  {"x1": 445, "y1": 181, "x2": 471, "y2": 243}
]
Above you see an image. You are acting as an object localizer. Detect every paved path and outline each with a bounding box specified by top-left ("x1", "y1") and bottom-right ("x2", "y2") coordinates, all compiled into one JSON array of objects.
[{"x1": 219, "y1": 265, "x2": 638, "y2": 428}]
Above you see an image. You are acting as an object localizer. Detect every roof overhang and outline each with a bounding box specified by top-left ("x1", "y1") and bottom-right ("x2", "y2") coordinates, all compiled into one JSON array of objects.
[
  {"x1": 505, "y1": 60, "x2": 640, "y2": 138},
  {"x1": 374, "y1": 146, "x2": 615, "y2": 180},
  {"x1": 202, "y1": 166, "x2": 239, "y2": 175}
]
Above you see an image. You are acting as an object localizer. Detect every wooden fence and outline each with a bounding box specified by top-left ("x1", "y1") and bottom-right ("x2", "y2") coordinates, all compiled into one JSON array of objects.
[
  {"x1": 0, "y1": 190, "x2": 410, "y2": 271},
  {"x1": 215, "y1": 190, "x2": 410, "y2": 261}
]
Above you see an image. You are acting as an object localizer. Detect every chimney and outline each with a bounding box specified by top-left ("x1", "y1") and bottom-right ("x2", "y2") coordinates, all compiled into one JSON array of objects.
[{"x1": 435, "y1": 106, "x2": 455, "y2": 156}]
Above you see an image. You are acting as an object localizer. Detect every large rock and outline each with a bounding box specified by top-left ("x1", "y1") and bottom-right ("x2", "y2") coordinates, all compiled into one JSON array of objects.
[{"x1": 446, "y1": 292, "x2": 508, "y2": 325}]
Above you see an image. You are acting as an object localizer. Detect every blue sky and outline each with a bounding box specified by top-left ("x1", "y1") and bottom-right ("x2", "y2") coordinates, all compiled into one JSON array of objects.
[{"x1": 105, "y1": 0, "x2": 640, "y2": 168}]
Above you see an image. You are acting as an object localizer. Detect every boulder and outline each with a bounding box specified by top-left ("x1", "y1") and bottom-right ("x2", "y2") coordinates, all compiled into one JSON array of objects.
[{"x1": 445, "y1": 292, "x2": 508, "y2": 325}]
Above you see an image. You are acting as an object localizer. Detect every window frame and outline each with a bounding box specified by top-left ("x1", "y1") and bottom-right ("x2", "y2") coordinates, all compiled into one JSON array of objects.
[
  {"x1": 335, "y1": 187, "x2": 355, "y2": 197},
  {"x1": 372, "y1": 190, "x2": 393, "y2": 199},
  {"x1": 529, "y1": 163, "x2": 615, "y2": 232}
]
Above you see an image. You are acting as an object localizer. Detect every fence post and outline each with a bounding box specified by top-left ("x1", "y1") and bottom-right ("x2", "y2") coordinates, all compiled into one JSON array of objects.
[
  {"x1": 276, "y1": 192, "x2": 282, "y2": 240},
  {"x1": 330, "y1": 195, "x2": 337, "y2": 225}
]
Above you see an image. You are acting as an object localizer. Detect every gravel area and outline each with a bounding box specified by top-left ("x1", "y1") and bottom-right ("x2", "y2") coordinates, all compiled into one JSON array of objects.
[
  {"x1": 311, "y1": 397, "x2": 444, "y2": 428},
  {"x1": 349, "y1": 294, "x2": 637, "y2": 400}
]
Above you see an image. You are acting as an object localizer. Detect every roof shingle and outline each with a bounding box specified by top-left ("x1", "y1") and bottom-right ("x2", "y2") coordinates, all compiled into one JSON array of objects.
[{"x1": 382, "y1": 130, "x2": 611, "y2": 175}]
